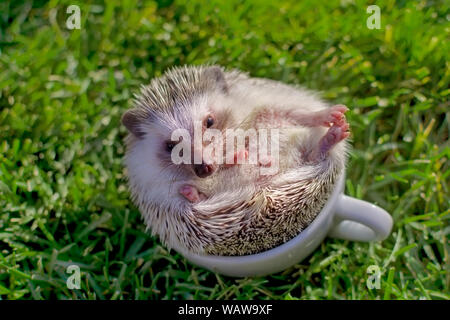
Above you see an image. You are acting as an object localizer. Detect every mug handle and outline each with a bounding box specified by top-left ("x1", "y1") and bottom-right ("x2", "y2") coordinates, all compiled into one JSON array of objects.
[{"x1": 328, "y1": 194, "x2": 393, "y2": 242}]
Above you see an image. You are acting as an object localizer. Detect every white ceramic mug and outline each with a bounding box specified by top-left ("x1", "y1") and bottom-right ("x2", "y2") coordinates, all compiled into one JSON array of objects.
[{"x1": 174, "y1": 171, "x2": 393, "y2": 277}]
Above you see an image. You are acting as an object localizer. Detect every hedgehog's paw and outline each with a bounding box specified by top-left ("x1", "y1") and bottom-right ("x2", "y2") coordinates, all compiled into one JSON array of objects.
[
  {"x1": 310, "y1": 120, "x2": 350, "y2": 161},
  {"x1": 235, "y1": 149, "x2": 248, "y2": 164},
  {"x1": 224, "y1": 149, "x2": 248, "y2": 167},
  {"x1": 313, "y1": 105, "x2": 348, "y2": 127},
  {"x1": 319, "y1": 121, "x2": 349, "y2": 153},
  {"x1": 179, "y1": 185, "x2": 206, "y2": 203},
  {"x1": 258, "y1": 154, "x2": 272, "y2": 167}
]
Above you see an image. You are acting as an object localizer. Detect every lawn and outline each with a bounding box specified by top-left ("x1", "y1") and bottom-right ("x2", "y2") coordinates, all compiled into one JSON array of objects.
[{"x1": 0, "y1": 0, "x2": 448, "y2": 300}]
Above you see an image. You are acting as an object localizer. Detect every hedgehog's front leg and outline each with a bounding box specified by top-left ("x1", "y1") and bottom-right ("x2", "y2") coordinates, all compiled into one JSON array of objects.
[
  {"x1": 223, "y1": 149, "x2": 271, "y2": 167},
  {"x1": 179, "y1": 185, "x2": 207, "y2": 203},
  {"x1": 224, "y1": 149, "x2": 248, "y2": 167}
]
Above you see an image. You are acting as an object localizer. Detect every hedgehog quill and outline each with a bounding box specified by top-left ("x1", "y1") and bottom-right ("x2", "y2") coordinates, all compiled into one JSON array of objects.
[{"x1": 122, "y1": 65, "x2": 349, "y2": 256}]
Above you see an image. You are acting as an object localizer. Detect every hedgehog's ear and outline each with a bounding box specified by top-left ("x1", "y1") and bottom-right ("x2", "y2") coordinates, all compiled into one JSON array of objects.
[
  {"x1": 204, "y1": 66, "x2": 228, "y2": 93},
  {"x1": 122, "y1": 109, "x2": 145, "y2": 138}
]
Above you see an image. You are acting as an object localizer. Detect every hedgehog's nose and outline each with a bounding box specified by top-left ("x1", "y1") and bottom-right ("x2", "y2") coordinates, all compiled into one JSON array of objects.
[{"x1": 194, "y1": 162, "x2": 214, "y2": 178}]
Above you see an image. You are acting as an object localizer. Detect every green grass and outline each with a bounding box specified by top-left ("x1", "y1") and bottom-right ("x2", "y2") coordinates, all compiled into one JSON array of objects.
[{"x1": 0, "y1": 0, "x2": 448, "y2": 300}]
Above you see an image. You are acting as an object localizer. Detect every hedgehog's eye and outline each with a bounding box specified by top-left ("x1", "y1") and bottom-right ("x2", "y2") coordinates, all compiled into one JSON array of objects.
[
  {"x1": 165, "y1": 141, "x2": 176, "y2": 153},
  {"x1": 205, "y1": 115, "x2": 215, "y2": 128}
]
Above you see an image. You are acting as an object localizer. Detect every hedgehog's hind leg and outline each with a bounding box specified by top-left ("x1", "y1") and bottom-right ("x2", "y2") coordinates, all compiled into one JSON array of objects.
[
  {"x1": 308, "y1": 120, "x2": 349, "y2": 161},
  {"x1": 291, "y1": 105, "x2": 348, "y2": 127},
  {"x1": 254, "y1": 104, "x2": 348, "y2": 128}
]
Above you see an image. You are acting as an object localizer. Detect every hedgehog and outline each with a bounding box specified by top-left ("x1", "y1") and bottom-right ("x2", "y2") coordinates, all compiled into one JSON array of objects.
[{"x1": 121, "y1": 65, "x2": 349, "y2": 256}]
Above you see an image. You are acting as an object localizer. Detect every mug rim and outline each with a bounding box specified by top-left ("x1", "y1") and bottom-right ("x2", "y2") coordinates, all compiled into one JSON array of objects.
[{"x1": 175, "y1": 170, "x2": 345, "y2": 264}]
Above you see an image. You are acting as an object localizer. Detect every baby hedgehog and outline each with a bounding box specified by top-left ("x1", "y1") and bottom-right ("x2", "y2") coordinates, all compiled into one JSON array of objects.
[{"x1": 122, "y1": 65, "x2": 349, "y2": 256}]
